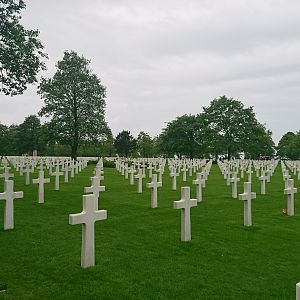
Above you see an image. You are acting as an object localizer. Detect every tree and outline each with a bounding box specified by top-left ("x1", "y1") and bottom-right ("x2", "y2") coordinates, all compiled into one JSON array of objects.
[
  {"x1": 277, "y1": 132, "x2": 300, "y2": 159},
  {"x1": 201, "y1": 96, "x2": 274, "y2": 159},
  {"x1": 0, "y1": 0, "x2": 47, "y2": 96},
  {"x1": 243, "y1": 123, "x2": 275, "y2": 159},
  {"x1": 114, "y1": 130, "x2": 136, "y2": 157},
  {"x1": 0, "y1": 123, "x2": 18, "y2": 155},
  {"x1": 38, "y1": 50, "x2": 110, "y2": 159},
  {"x1": 16, "y1": 115, "x2": 42, "y2": 154},
  {"x1": 137, "y1": 131, "x2": 153, "y2": 157},
  {"x1": 161, "y1": 115, "x2": 199, "y2": 158}
]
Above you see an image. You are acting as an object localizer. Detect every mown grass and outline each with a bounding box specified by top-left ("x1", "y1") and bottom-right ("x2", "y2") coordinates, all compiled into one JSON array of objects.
[{"x1": 0, "y1": 162, "x2": 300, "y2": 299}]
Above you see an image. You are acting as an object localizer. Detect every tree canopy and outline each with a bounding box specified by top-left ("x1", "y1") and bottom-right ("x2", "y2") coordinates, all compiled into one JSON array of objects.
[
  {"x1": 38, "y1": 50, "x2": 111, "y2": 159},
  {"x1": 0, "y1": 0, "x2": 47, "y2": 96},
  {"x1": 159, "y1": 96, "x2": 274, "y2": 159},
  {"x1": 277, "y1": 132, "x2": 300, "y2": 159},
  {"x1": 16, "y1": 115, "x2": 41, "y2": 155},
  {"x1": 114, "y1": 130, "x2": 136, "y2": 158},
  {"x1": 136, "y1": 131, "x2": 153, "y2": 157},
  {"x1": 201, "y1": 96, "x2": 274, "y2": 159}
]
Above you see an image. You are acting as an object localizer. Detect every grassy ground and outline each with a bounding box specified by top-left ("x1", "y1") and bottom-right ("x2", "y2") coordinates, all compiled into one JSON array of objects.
[{"x1": 0, "y1": 162, "x2": 300, "y2": 299}]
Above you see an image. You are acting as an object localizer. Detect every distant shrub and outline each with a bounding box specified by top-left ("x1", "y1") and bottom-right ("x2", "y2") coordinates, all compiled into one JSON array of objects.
[{"x1": 103, "y1": 160, "x2": 116, "y2": 168}]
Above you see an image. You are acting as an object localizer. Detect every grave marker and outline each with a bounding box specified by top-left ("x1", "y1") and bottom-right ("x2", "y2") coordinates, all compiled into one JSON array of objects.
[
  {"x1": 0, "y1": 180, "x2": 23, "y2": 230},
  {"x1": 173, "y1": 187, "x2": 197, "y2": 241},
  {"x1": 69, "y1": 194, "x2": 107, "y2": 268}
]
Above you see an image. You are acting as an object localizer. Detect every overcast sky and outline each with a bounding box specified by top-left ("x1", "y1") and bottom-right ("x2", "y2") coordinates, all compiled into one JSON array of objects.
[{"x1": 1, "y1": 0, "x2": 300, "y2": 143}]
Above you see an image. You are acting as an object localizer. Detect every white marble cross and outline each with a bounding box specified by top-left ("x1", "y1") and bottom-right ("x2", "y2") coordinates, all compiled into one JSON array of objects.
[
  {"x1": 146, "y1": 174, "x2": 162, "y2": 208},
  {"x1": 124, "y1": 163, "x2": 129, "y2": 179},
  {"x1": 230, "y1": 172, "x2": 240, "y2": 199},
  {"x1": 173, "y1": 187, "x2": 197, "y2": 241},
  {"x1": 64, "y1": 163, "x2": 69, "y2": 183},
  {"x1": 24, "y1": 164, "x2": 32, "y2": 185},
  {"x1": 0, "y1": 167, "x2": 14, "y2": 181},
  {"x1": 32, "y1": 171, "x2": 50, "y2": 203},
  {"x1": 69, "y1": 194, "x2": 107, "y2": 268},
  {"x1": 239, "y1": 182, "x2": 256, "y2": 226},
  {"x1": 128, "y1": 166, "x2": 136, "y2": 185},
  {"x1": 134, "y1": 168, "x2": 144, "y2": 193},
  {"x1": 0, "y1": 180, "x2": 23, "y2": 230},
  {"x1": 148, "y1": 163, "x2": 154, "y2": 178},
  {"x1": 259, "y1": 171, "x2": 268, "y2": 195},
  {"x1": 284, "y1": 179, "x2": 297, "y2": 216},
  {"x1": 246, "y1": 168, "x2": 253, "y2": 182},
  {"x1": 84, "y1": 176, "x2": 105, "y2": 210},
  {"x1": 192, "y1": 172, "x2": 204, "y2": 202},
  {"x1": 181, "y1": 164, "x2": 188, "y2": 182},
  {"x1": 52, "y1": 163, "x2": 63, "y2": 190},
  {"x1": 170, "y1": 168, "x2": 179, "y2": 190}
]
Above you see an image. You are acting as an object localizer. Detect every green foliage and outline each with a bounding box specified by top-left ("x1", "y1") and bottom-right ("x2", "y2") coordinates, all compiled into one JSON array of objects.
[
  {"x1": 0, "y1": 123, "x2": 18, "y2": 155},
  {"x1": 114, "y1": 130, "x2": 136, "y2": 157},
  {"x1": 202, "y1": 96, "x2": 274, "y2": 159},
  {"x1": 136, "y1": 131, "x2": 153, "y2": 157},
  {"x1": 103, "y1": 159, "x2": 116, "y2": 168},
  {"x1": 16, "y1": 115, "x2": 41, "y2": 155},
  {"x1": 161, "y1": 115, "x2": 199, "y2": 158},
  {"x1": 277, "y1": 132, "x2": 300, "y2": 159},
  {"x1": 38, "y1": 51, "x2": 111, "y2": 159},
  {"x1": 0, "y1": 0, "x2": 47, "y2": 96}
]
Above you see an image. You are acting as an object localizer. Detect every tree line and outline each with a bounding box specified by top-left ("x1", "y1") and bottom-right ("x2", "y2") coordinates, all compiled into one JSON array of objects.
[{"x1": 0, "y1": 95, "x2": 277, "y2": 159}]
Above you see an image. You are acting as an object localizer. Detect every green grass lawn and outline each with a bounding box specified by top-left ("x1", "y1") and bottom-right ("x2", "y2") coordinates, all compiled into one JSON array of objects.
[{"x1": 0, "y1": 163, "x2": 300, "y2": 299}]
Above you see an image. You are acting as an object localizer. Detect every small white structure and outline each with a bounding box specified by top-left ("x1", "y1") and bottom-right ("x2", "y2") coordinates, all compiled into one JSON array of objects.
[
  {"x1": 0, "y1": 180, "x2": 23, "y2": 230},
  {"x1": 239, "y1": 182, "x2": 256, "y2": 227},
  {"x1": 284, "y1": 179, "x2": 297, "y2": 216},
  {"x1": 69, "y1": 194, "x2": 107, "y2": 268},
  {"x1": 146, "y1": 174, "x2": 162, "y2": 208},
  {"x1": 173, "y1": 187, "x2": 197, "y2": 241},
  {"x1": 32, "y1": 171, "x2": 50, "y2": 204}
]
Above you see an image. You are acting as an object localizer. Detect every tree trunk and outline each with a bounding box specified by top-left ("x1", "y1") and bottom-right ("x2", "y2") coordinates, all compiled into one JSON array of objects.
[
  {"x1": 71, "y1": 143, "x2": 78, "y2": 160},
  {"x1": 227, "y1": 147, "x2": 231, "y2": 160}
]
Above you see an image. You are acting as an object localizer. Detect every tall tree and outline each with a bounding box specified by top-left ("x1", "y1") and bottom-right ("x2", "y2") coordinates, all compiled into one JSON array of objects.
[
  {"x1": 0, "y1": 123, "x2": 18, "y2": 155},
  {"x1": 277, "y1": 132, "x2": 300, "y2": 159},
  {"x1": 161, "y1": 115, "x2": 199, "y2": 158},
  {"x1": 114, "y1": 130, "x2": 136, "y2": 158},
  {"x1": 202, "y1": 96, "x2": 273, "y2": 159},
  {"x1": 0, "y1": 0, "x2": 47, "y2": 96},
  {"x1": 38, "y1": 50, "x2": 110, "y2": 159},
  {"x1": 16, "y1": 115, "x2": 41, "y2": 155},
  {"x1": 137, "y1": 131, "x2": 153, "y2": 157}
]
